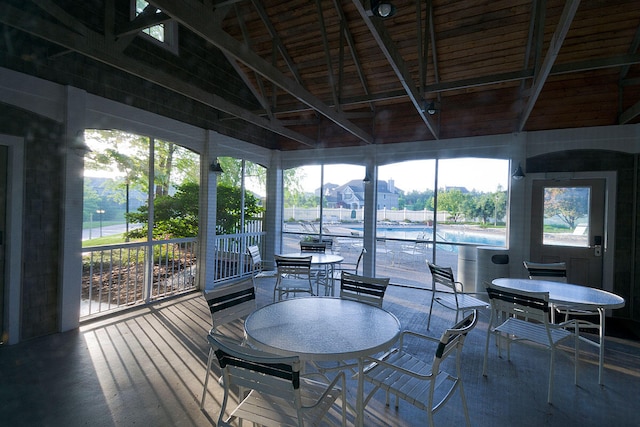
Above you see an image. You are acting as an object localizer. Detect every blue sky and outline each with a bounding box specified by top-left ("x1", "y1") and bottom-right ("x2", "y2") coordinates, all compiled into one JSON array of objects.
[{"x1": 300, "y1": 158, "x2": 509, "y2": 194}]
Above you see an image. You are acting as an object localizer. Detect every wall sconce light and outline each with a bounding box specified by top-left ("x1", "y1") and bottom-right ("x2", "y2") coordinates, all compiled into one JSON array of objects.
[
  {"x1": 210, "y1": 158, "x2": 224, "y2": 174},
  {"x1": 512, "y1": 163, "x2": 525, "y2": 180},
  {"x1": 371, "y1": 0, "x2": 396, "y2": 18},
  {"x1": 69, "y1": 130, "x2": 91, "y2": 156},
  {"x1": 363, "y1": 173, "x2": 371, "y2": 184}
]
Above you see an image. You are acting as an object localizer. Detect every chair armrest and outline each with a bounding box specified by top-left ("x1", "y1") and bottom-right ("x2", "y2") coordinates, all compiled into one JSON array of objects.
[
  {"x1": 300, "y1": 371, "x2": 346, "y2": 410},
  {"x1": 362, "y1": 353, "x2": 435, "y2": 380},
  {"x1": 398, "y1": 330, "x2": 440, "y2": 348}
]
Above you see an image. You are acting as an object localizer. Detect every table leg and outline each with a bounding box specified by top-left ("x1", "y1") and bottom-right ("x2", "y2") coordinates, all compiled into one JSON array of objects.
[
  {"x1": 598, "y1": 307, "x2": 605, "y2": 385},
  {"x1": 356, "y1": 357, "x2": 364, "y2": 427}
]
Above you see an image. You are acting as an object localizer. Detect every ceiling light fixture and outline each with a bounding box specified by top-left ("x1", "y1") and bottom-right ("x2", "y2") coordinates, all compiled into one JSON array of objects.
[
  {"x1": 372, "y1": 0, "x2": 396, "y2": 18},
  {"x1": 512, "y1": 163, "x2": 525, "y2": 180},
  {"x1": 426, "y1": 101, "x2": 437, "y2": 115},
  {"x1": 421, "y1": 100, "x2": 438, "y2": 115}
]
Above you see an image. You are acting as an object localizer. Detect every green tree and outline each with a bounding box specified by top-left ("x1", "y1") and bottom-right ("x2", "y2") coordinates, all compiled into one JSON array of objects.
[
  {"x1": 216, "y1": 184, "x2": 264, "y2": 234},
  {"x1": 125, "y1": 182, "x2": 263, "y2": 239},
  {"x1": 544, "y1": 187, "x2": 588, "y2": 229},
  {"x1": 83, "y1": 179, "x2": 102, "y2": 221},
  {"x1": 399, "y1": 189, "x2": 434, "y2": 211},
  {"x1": 437, "y1": 189, "x2": 467, "y2": 222}
]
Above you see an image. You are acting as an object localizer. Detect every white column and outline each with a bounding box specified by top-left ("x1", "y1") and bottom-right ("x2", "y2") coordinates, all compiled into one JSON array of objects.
[
  {"x1": 264, "y1": 151, "x2": 283, "y2": 269},
  {"x1": 59, "y1": 86, "x2": 86, "y2": 332},
  {"x1": 198, "y1": 130, "x2": 219, "y2": 292},
  {"x1": 507, "y1": 133, "x2": 527, "y2": 277},
  {"x1": 362, "y1": 153, "x2": 377, "y2": 276}
]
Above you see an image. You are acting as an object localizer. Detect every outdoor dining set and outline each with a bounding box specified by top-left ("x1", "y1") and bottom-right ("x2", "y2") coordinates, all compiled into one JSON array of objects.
[{"x1": 199, "y1": 242, "x2": 625, "y2": 426}]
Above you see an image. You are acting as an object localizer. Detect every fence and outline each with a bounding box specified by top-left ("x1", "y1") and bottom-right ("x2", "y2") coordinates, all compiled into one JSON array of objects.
[
  {"x1": 284, "y1": 207, "x2": 449, "y2": 223},
  {"x1": 81, "y1": 238, "x2": 197, "y2": 318}
]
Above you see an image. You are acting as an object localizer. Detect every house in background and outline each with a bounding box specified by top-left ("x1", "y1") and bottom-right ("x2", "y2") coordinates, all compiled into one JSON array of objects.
[{"x1": 324, "y1": 179, "x2": 401, "y2": 210}]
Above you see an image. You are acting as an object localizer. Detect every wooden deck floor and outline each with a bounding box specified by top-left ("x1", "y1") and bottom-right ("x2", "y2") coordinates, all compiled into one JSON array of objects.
[{"x1": 1, "y1": 279, "x2": 639, "y2": 426}]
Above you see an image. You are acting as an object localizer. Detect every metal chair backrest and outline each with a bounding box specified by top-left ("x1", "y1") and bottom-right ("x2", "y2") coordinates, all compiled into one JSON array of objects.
[
  {"x1": 247, "y1": 245, "x2": 262, "y2": 267},
  {"x1": 340, "y1": 271, "x2": 389, "y2": 307},
  {"x1": 299, "y1": 241, "x2": 327, "y2": 253},
  {"x1": 275, "y1": 255, "x2": 312, "y2": 277},
  {"x1": 523, "y1": 261, "x2": 567, "y2": 282},
  {"x1": 209, "y1": 334, "x2": 303, "y2": 424},
  {"x1": 428, "y1": 262, "x2": 463, "y2": 293},
  {"x1": 433, "y1": 310, "x2": 478, "y2": 366},
  {"x1": 203, "y1": 281, "x2": 256, "y2": 333},
  {"x1": 485, "y1": 282, "x2": 550, "y2": 325}
]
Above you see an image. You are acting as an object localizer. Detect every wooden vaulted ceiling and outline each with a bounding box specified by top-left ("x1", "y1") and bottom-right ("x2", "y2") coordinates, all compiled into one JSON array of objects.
[{"x1": 1, "y1": 0, "x2": 640, "y2": 151}]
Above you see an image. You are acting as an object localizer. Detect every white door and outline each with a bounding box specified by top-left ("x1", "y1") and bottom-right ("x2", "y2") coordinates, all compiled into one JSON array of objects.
[{"x1": 530, "y1": 178, "x2": 605, "y2": 288}]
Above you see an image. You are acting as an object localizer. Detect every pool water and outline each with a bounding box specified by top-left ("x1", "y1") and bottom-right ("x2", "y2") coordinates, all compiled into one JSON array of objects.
[{"x1": 350, "y1": 226, "x2": 506, "y2": 248}]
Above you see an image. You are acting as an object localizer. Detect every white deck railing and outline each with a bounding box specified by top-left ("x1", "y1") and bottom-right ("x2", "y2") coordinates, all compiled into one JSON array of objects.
[{"x1": 81, "y1": 238, "x2": 197, "y2": 318}]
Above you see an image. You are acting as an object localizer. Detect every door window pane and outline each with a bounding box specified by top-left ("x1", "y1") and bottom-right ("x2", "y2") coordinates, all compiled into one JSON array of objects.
[{"x1": 542, "y1": 186, "x2": 590, "y2": 247}]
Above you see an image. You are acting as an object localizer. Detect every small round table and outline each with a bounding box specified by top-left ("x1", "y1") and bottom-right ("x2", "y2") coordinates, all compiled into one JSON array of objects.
[
  {"x1": 279, "y1": 252, "x2": 344, "y2": 296},
  {"x1": 244, "y1": 297, "x2": 400, "y2": 427}
]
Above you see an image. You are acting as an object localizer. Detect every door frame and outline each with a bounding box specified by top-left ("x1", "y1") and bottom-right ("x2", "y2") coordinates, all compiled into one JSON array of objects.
[
  {"x1": 1, "y1": 134, "x2": 24, "y2": 345},
  {"x1": 523, "y1": 171, "x2": 616, "y2": 293}
]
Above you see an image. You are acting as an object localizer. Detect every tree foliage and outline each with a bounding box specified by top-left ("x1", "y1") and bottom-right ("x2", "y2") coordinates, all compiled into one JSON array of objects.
[
  {"x1": 125, "y1": 182, "x2": 263, "y2": 239},
  {"x1": 216, "y1": 184, "x2": 264, "y2": 234},
  {"x1": 544, "y1": 187, "x2": 588, "y2": 229},
  {"x1": 437, "y1": 189, "x2": 467, "y2": 222}
]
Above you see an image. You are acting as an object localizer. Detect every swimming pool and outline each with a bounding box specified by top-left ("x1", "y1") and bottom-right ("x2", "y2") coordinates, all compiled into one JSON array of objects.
[{"x1": 349, "y1": 226, "x2": 506, "y2": 247}]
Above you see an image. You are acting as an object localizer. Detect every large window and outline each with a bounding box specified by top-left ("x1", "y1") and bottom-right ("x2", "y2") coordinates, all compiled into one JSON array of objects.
[
  {"x1": 282, "y1": 163, "x2": 365, "y2": 255},
  {"x1": 216, "y1": 157, "x2": 266, "y2": 236},
  {"x1": 377, "y1": 158, "x2": 508, "y2": 286},
  {"x1": 83, "y1": 130, "x2": 199, "y2": 244}
]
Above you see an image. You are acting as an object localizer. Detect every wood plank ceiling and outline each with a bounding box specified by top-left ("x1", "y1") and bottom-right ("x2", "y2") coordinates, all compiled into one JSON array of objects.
[{"x1": 1, "y1": 0, "x2": 639, "y2": 151}]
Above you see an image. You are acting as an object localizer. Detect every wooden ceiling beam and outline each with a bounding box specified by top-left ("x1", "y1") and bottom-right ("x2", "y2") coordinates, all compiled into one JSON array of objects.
[
  {"x1": 315, "y1": 0, "x2": 340, "y2": 110},
  {"x1": 250, "y1": 0, "x2": 304, "y2": 85},
  {"x1": 352, "y1": 0, "x2": 439, "y2": 139},
  {"x1": 332, "y1": 0, "x2": 374, "y2": 112},
  {"x1": 0, "y1": 2, "x2": 317, "y2": 148},
  {"x1": 231, "y1": 4, "x2": 274, "y2": 120},
  {"x1": 619, "y1": 100, "x2": 640, "y2": 124},
  {"x1": 151, "y1": 0, "x2": 373, "y2": 144},
  {"x1": 115, "y1": 5, "x2": 171, "y2": 38},
  {"x1": 517, "y1": 0, "x2": 581, "y2": 132}
]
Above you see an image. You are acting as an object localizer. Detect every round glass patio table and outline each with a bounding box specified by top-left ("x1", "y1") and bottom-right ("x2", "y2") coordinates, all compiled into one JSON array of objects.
[{"x1": 244, "y1": 297, "x2": 400, "y2": 427}]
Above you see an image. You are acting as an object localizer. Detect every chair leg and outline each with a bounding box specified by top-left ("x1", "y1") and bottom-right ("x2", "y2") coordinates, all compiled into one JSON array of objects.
[
  {"x1": 482, "y1": 329, "x2": 491, "y2": 377},
  {"x1": 427, "y1": 296, "x2": 436, "y2": 330},
  {"x1": 200, "y1": 347, "x2": 214, "y2": 409},
  {"x1": 458, "y1": 380, "x2": 471, "y2": 427},
  {"x1": 547, "y1": 351, "x2": 555, "y2": 404}
]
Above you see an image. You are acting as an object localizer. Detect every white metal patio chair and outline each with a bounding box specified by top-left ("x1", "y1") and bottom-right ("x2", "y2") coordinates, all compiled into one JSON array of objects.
[
  {"x1": 522, "y1": 260, "x2": 567, "y2": 282},
  {"x1": 362, "y1": 311, "x2": 478, "y2": 427},
  {"x1": 331, "y1": 247, "x2": 366, "y2": 284},
  {"x1": 339, "y1": 271, "x2": 389, "y2": 308},
  {"x1": 208, "y1": 333, "x2": 347, "y2": 427},
  {"x1": 523, "y1": 260, "x2": 601, "y2": 335},
  {"x1": 200, "y1": 280, "x2": 256, "y2": 409},
  {"x1": 426, "y1": 262, "x2": 488, "y2": 330},
  {"x1": 247, "y1": 244, "x2": 277, "y2": 286},
  {"x1": 482, "y1": 282, "x2": 579, "y2": 404},
  {"x1": 273, "y1": 255, "x2": 314, "y2": 301}
]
